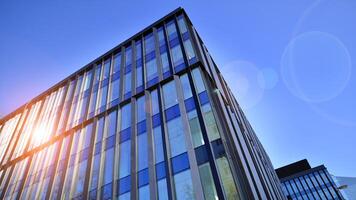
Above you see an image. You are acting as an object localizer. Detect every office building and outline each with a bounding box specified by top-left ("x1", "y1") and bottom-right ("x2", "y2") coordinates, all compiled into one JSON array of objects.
[
  {"x1": 276, "y1": 159, "x2": 345, "y2": 200},
  {"x1": 0, "y1": 8, "x2": 285, "y2": 199}
]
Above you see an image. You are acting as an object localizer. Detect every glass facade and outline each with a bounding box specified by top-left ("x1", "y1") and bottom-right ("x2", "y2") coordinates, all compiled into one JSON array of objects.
[
  {"x1": 0, "y1": 8, "x2": 285, "y2": 200},
  {"x1": 280, "y1": 167, "x2": 344, "y2": 200}
]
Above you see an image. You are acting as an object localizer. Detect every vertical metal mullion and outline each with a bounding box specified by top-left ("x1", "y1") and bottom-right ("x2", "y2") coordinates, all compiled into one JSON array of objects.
[
  {"x1": 185, "y1": 70, "x2": 226, "y2": 200},
  {"x1": 130, "y1": 98, "x2": 137, "y2": 200},
  {"x1": 145, "y1": 91, "x2": 157, "y2": 200},
  {"x1": 156, "y1": 86, "x2": 174, "y2": 200},
  {"x1": 81, "y1": 118, "x2": 98, "y2": 199}
]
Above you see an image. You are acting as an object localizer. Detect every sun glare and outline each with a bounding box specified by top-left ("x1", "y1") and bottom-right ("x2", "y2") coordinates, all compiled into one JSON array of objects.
[{"x1": 33, "y1": 125, "x2": 48, "y2": 143}]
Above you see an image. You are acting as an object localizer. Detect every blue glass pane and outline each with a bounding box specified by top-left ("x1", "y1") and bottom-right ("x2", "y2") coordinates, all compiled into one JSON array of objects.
[
  {"x1": 94, "y1": 142, "x2": 102, "y2": 155},
  {"x1": 79, "y1": 147, "x2": 90, "y2": 162},
  {"x1": 152, "y1": 114, "x2": 161, "y2": 128},
  {"x1": 101, "y1": 182, "x2": 112, "y2": 200},
  {"x1": 120, "y1": 127, "x2": 131, "y2": 143},
  {"x1": 138, "y1": 168, "x2": 149, "y2": 187},
  {"x1": 137, "y1": 120, "x2": 147, "y2": 135},
  {"x1": 169, "y1": 37, "x2": 180, "y2": 47},
  {"x1": 89, "y1": 189, "x2": 97, "y2": 200},
  {"x1": 147, "y1": 77, "x2": 158, "y2": 88},
  {"x1": 165, "y1": 104, "x2": 180, "y2": 122},
  {"x1": 184, "y1": 98, "x2": 196, "y2": 112},
  {"x1": 195, "y1": 145, "x2": 209, "y2": 165},
  {"x1": 156, "y1": 162, "x2": 166, "y2": 180},
  {"x1": 105, "y1": 135, "x2": 116, "y2": 150},
  {"x1": 174, "y1": 63, "x2": 186, "y2": 73},
  {"x1": 212, "y1": 139, "x2": 225, "y2": 158},
  {"x1": 199, "y1": 91, "x2": 209, "y2": 105},
  {"x1": 171, "y1": 153, "x2": 190, "y2": 174},
  {"x1": 163, "y1": 71, "x2": 171, "y2": 79},
  {"x1": 118, "y1": 175, "x2": 131, "y2": 195},
  {"x1": 124, "y1": 92, "x2": 131, "y2": 100},
  {"x1": 136, "y1": 86, "x2": 144, "y2": 93}
]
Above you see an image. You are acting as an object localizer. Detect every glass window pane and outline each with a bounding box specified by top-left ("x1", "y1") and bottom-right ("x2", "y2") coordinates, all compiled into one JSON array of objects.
[
  {"x1": 216, "y1": 157, "x2": 238, "y2": 200},
  {"x1": 103, "y1": 147, "x2": 114, "y2": 185},
  {"x1": 180, "y1": 74, "x2": 192, "y2": 99},
  {"x1": 173, "y1": 170, "x2": 195, "y2": 200},
  {"x1": 137, "y1": 132, "x2": 148, "y2": 171},
  {"x1": 119, "y1": 140, "x2": 131, "y2": 178},
  {"x1": 146, "y1": 58, "x2": 157, "y2": 81},
  {"x1": 113, "y1": 52, "x2": 121, "y2": 74},
  {"x1": 171, "y1": 45, "x2": 184, "y2": 67},
  {"x1": 153, "y1": 127, "x2": 164, "y2": 164},
  {"x1": 167, "y1": 117, "x2": 186, "y2": 157},
  {"x1": 136, "y1": 96, "x2": 146, "y2": 122},
  {"x1": 192, "y1": 68, "x2": 206, "y2": 93},
  {"x1": 138, "y1": 184, "x2": 150, "y2": 200},
  {"x1": 121, "y1": 104, "x2": 131, "y2": 130},
  {"x1": 162, "y1": 81, "x2": 178, "y2": 109},
  {"x1": 187, "y1": 110, "x2": 204, "y2": 148},
  {"x1": 198, "y1": 163, "x2": 218, "y2": 200},
  {"x1": 157, "y1": 179, "x2": 169, "y2": 200}
]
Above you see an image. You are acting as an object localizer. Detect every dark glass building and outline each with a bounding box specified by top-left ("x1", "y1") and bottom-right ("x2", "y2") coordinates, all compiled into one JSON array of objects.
[
  {"x1": 276, "y1": 159, "x2": 345, "y2": 200},
  {"x1": 0, "y1": 8, "x2": 285, "y2": 200}
]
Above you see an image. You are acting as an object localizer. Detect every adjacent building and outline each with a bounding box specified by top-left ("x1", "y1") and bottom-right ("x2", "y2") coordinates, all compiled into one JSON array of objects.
[
  {"x1": 0, "y1": 8, "x2": 285, "y2": 200},
  {"x1": 276, "y1": 159, "x2": 345, "y2": 200}
]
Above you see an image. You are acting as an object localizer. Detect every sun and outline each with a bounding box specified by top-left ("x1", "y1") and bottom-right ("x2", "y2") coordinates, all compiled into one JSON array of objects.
[{"x1": 33, "y1": 125, "x2": 48, "y2": 143}]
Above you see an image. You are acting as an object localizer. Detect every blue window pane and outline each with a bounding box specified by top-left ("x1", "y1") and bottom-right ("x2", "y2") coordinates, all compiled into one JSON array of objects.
[
  {"x1": 165, "y1": 104, "x2": 180, "y2": 122},
  {"x1": 184, "y1": 98, "x2": 196, "y2": 112},
  {"x1": 151, "y1": 90, "x2": 159, "y2": 115},
  {"x1": 138, "y1": 184, "x2": 150, "y2": 200},
  {"x1": 195, "y1": 145, "x2": 209, "y2": 165},
  {"x1": 136, "y1": 96, "x2": 146, "y2": 122},
  {"x1": 121, "y1": 104, "x2": 131, "y2": 130},
  {"x1": 137, "y1": 132, "x2": 148, "y2": 171},
  {"x1": 119, "y1": 140, "x2": 131, "y2": 178},
  {"x1": 101, "y1": 182, "x2": 113, "y2": 200},
  {"x1": 162, "y1": 81, "x2": 178, "y2": 109},
  {"x1": 171, "y1": 152, "x2": 190, "y2": 174},
  {"x1": 180, "y1": 74, "x2": 193, "y2": 99},
  {"x1": 106, "y1": 111, "x2": 117, "y2": 138},
  {"x1": 113, "y1": 52, "x2": 121, "y2": 74},
  {"x1": 152, "y1": 114, "x2": 161, "y2": 128},
  {"x1": 103, "y1": 59, "x2": 111, "y2": 80},
  {"x1": 157, "y1": 179, "x2": 169, "y2": 200},
  {"x1": 167, "y1": 117, "x2": 186, "y2": 157},
  {"x1": 212, "y1": 139, "x2": 225, "y2": 158},
  {"x1": 153, "y1": 127, "x2": 164, "y2": 163},
  {"x1": 198, "y1": 91, "x2": 209, "y2": 105},
  {"x1": 89, "y1": 189, "x2": 97, "y2": 200},
  {"x1": 103, "y1": 148, "x2": 114, "y2": 185},
  {"x1": 120, "y1": 127, "x2": 131, "y2": 143},
  {"x1": 118, "y1": 175, "x2": 131, "y2": 195},
  {"x1": 173, "y1": 170, "x2": 195, "y2": 200},
  {"x1": 105, "y1": 135, "x2": 116, "y2": 150},
  {"x1": 137, "y1": 120, "x2": 147, "y2": 135},
  {"x1": 156, "y1": 162, "x2": 166, "y2": 180},
  {"x1": 138, "y1": 168, "x2": 149, "y2": 187}
]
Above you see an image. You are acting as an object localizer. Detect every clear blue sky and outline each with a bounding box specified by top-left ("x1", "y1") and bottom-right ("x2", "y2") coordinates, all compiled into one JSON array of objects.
[{"x1": 0, "y1": 1, "x2": 355, "y2": 177}]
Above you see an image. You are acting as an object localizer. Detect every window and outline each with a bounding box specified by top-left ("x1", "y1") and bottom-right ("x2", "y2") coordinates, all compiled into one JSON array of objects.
[
  {"x1": 113, "y1": 52, "x2": 121, "y2": 74},
  {"x1": 202, "y1": 104, "x2": 220, "y2": 141},
  {"x1": 216, "y1": 157, "x2": 238, "y2": 200},
  {"x1": 173, "y1": 170, "x2": 195, "y2": 200},
  {"x1": 137, "y1": 132, "x2": 148, "y2": 171},
  {"x1": 121, "y1": 104, "x2": 131, "y2": 130},
  {"x1": 119, "y1": 140, "x2": 131, "y2": 178},
  {"x1": 125, "y1": 46, "x2": 132, "y2": 67},
  {"x1": 192, "y1": 68, "x2": 206, "y2": 93},
  {"x1": 180, "y1": 74, "x2": 193, "y2": 99},
  {"x1": 171, "y1": 45, "x2": 184, "y2": 68},
  {"x1": 162, "y1": 81, "x2": 178, "y2": 109},
  {"x1": 153, "y1": 127, "x2": 164, "y2": 164},
  {"x1": 198, "y1": 163, "x2": 218, "y2": 200},
  {"x1": 157, "y1": 179, "x2": 169, "y2": 200},
  {"x1": 144, "y1": 33, "x2": 155, "y2": 54},
  {"x1": 138, "y1": 184, "x2": 150, "y2": 200},
  {"x1": 124, "y1": 71, "x2": 131, "y2": 95},
  {"x1": 103, "y1": 147, "x2": 114, "y2": 185},
  {"x1": 103, "y1": 58, "x2": 111, "y2": 80},
  {"x1": 187, "y1": 110, "x2": 204, "y2": 148},
  {"x1": 177, "y1": 16, "x2": 188, "y2": 34},
  {"x1": 146, "y1": 58, "x2": 157, "y2": 82},
  {"x1": 151, "y1": 90, "x2": 159, "y2": 115},
  {"x1": 184, "y1": 40, "x2": 196, "y2": 60},
  {"x1": 136, "y1": 96, "x2": 146, "y2": 122},
  {"x1": 109, "y1": 78, "x2": 120, "y2": 104},
  {"x1": 167, "y1": 117, "x2": 186, "y2": 157}
]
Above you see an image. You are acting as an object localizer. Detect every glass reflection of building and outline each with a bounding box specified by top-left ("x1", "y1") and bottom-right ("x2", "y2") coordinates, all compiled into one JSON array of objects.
[{"x1": 0, "y1": 8, "x2": 285, "y2": 200}]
